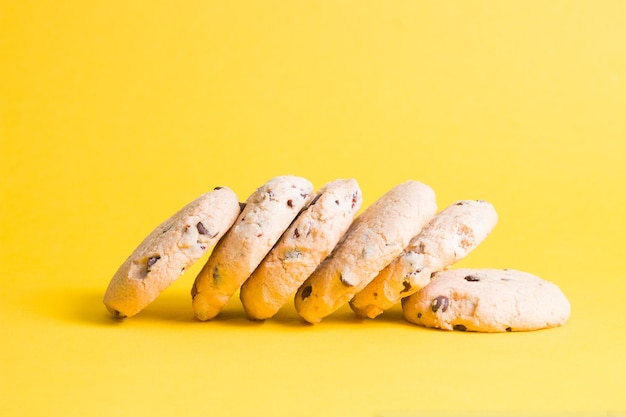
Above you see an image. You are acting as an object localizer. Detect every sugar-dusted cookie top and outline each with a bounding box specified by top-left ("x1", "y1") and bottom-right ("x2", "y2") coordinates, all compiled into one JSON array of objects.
[{"x1": 402, "y1": 268, "x2": 571, "y2": 332}]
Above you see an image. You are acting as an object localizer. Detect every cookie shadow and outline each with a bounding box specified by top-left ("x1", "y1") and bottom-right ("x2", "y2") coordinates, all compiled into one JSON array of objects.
[
  {"x1": 45, "y1": 287, "x2": 415, "y2": 328},
  {"x1": 268, "y1": 302, "x2": 412, "y2": 328},
  {"x1": 27, "y1": 288, "x2": 124, "y2": 326}
]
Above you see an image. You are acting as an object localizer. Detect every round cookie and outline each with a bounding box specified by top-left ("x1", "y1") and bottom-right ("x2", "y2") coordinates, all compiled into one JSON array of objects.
[
  {"x1": 350, "y1": 200, "x2": 498, "y2": 319},
  {"x1": 294, "y1": 181, "x2": 437, "y2": 324},
  {"x1": 192, "y1": 175, "x2": 314, "y2": 321},
  {"x1": 402, "y1": 268, "x2": 571, "y2": 332},
  {"x1": 103, "y1": 187, "x2": 241, "y2": 318},
  {"x1": 240, "y1": 179, "x2": 363, "y2": 320}
]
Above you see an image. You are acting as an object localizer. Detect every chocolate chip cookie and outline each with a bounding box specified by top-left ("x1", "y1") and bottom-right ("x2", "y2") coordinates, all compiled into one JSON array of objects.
[
  {"x1": 350, "y1": 200, "x2": 498, "y2": 318},
  {"x1": 192, "y1": 175, "x2": 314, "y2": 321},
  {"x1": 402, "y1": 268, "x2": 571, "y2": 332},
  {"x1": 103, "y1": 187, "x2": 241, "y2": 318},
  {"x1": 240, "y1": 178, "x2": 362, "y2": 320},
  {"x1": 294, "y1": 181, "x2": 437, "y2": 323}
]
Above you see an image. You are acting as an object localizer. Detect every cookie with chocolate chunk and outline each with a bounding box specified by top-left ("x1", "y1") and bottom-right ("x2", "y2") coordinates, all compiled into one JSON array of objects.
[
  {"x1": 103, "y1": 187, "x2": 241, "y2": 318},
  {"x1": 402, "y1": 268, "x2": 571, "y2": 332},
  {"x1": 294, "y1": 181, "x2": 437, "y2": 324},
  {"x1": 192, "y1": 175, "x2": 314, "y2": 321},
  {"x1": 350, "y1": 200, "x2": 498, "y2": 318},
  {"x1": 240, "y1": 178, "x2": 362, "y2": 320}
]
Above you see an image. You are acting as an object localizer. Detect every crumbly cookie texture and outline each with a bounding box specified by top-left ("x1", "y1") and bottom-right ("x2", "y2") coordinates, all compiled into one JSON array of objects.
[
  {"x1": 294, "y1": 181, "x2": 437, "y2": 324},
  {"x1": 402, "y1": 268, "x2": 571, "y2": 332},
  {"x1": 350, "y1": 200, "x2": 498, "y2": 319},
  {"x1": 240, "y1": 179, "x2": 363, "y2": 320},
  {"x1": 192, "y1": 175, "x2": 314, "y2": 321},
  {"x1": 103, "y1": 187, "x2": 241, "y2": 318}
]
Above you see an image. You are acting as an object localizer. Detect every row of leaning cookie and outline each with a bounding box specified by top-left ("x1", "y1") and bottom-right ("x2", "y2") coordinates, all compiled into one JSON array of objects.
[{"x1": 103, "y1": 175, "x2": 570, "y2": 331}]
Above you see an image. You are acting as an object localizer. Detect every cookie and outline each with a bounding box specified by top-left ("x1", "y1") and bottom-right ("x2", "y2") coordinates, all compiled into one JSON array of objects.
[
  {"x1": 240, "y1": 179, "x2": 363, "y2": 320},
  {"x1": 402, "y1": 268, "x2": 571, "y2": 332},
  {"x1": 350, "y1": 199, "x2": 498, "y2": 318},
  {"x1": 294, "y1": 181, "x2": 437, "y2": 324},
  {"x1": 191, "y1": 175, "x2": 314, "y2": 321},
  {"x1": 103, "y1": 187, "x2": 241, "y2": 318}
]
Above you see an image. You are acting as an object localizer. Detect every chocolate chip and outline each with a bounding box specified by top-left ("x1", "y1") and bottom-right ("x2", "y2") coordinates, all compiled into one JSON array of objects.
[
  {"x1": 301, "y1": 285, "x2": 312, "y2": 300},
  {"x1": 267, "y1": 190, "x2": 276, "y2": 201},
  {"x1": 287, "y1": 199, "x2": 294, "y2": 208},
  {"x1": 293, "y1": 228, "x2": 300, "y2": 238},
  {"x1": 455, "y1": 201, "x2": 466, "y2": 206},
  {"x1": 212, "y1": 266, "x2": 220, "y2": 284},
  {"x1": 146, "y1": 255, "x2": 160, "y2": 272},
  {"x1": 334, "y1": 199, "x2": 340, "y2": 205},
  {"x1": 214, "y1": 186, "x2": 224, "y2": 190},
  {"x1": 406, "y1": 267, "x2": 423, "y2": 277},
  {"x1": 506, "y1": 327, "x2": 512, "y2": 332},
  {"x1": 373, "y1": 292, "x2": 378, "y2": 297},
  {"x1": 418, "y1": 242, "x2": 426, "y2": 253},
  {"x1": 196, "y1": 221, "x2": 209, "y2": 235},
  {"x1": 417, "y1": 312, "x2": 422, "y2": 319},
  {"x1": 431, "y1": 296, "x2": 449, "y2": 313},
  {"x1": 453, "y1": 324, "x2": 467, "y2": 331},
  {"x1": 300, "y1": 192, "x2": 309, "y2": 199},
  {"x1": 430, "y1": 272, "x2": 438, "y2": 279},
  {"x1": 351, "y1": 193, "x2": 358, "y2": 209},
  {"x1": 464, "y1": 275, "x2": 480, "y2": 282},
  {"x1": 401, "y1": 280, "x2": 412, "y2": 293}
]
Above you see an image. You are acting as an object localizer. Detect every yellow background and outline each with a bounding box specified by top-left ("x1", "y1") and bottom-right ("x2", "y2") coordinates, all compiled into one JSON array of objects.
[{"x1": 1, "y1": 1, "x2": 625, "y2": 416}]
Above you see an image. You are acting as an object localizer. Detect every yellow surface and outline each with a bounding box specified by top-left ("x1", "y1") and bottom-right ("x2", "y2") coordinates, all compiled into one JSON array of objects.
[{"x1": 1, "y1": 1, "x2": 625, "y2": 416}]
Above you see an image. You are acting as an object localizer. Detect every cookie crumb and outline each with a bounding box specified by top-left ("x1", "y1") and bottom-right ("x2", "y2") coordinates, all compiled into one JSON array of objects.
[
  {"x1": 146, "y1": 256, "x2": 160, "y2": 273},
  {"x1": 196, "y1": 221, "x2": 210, "y2": 235}
]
